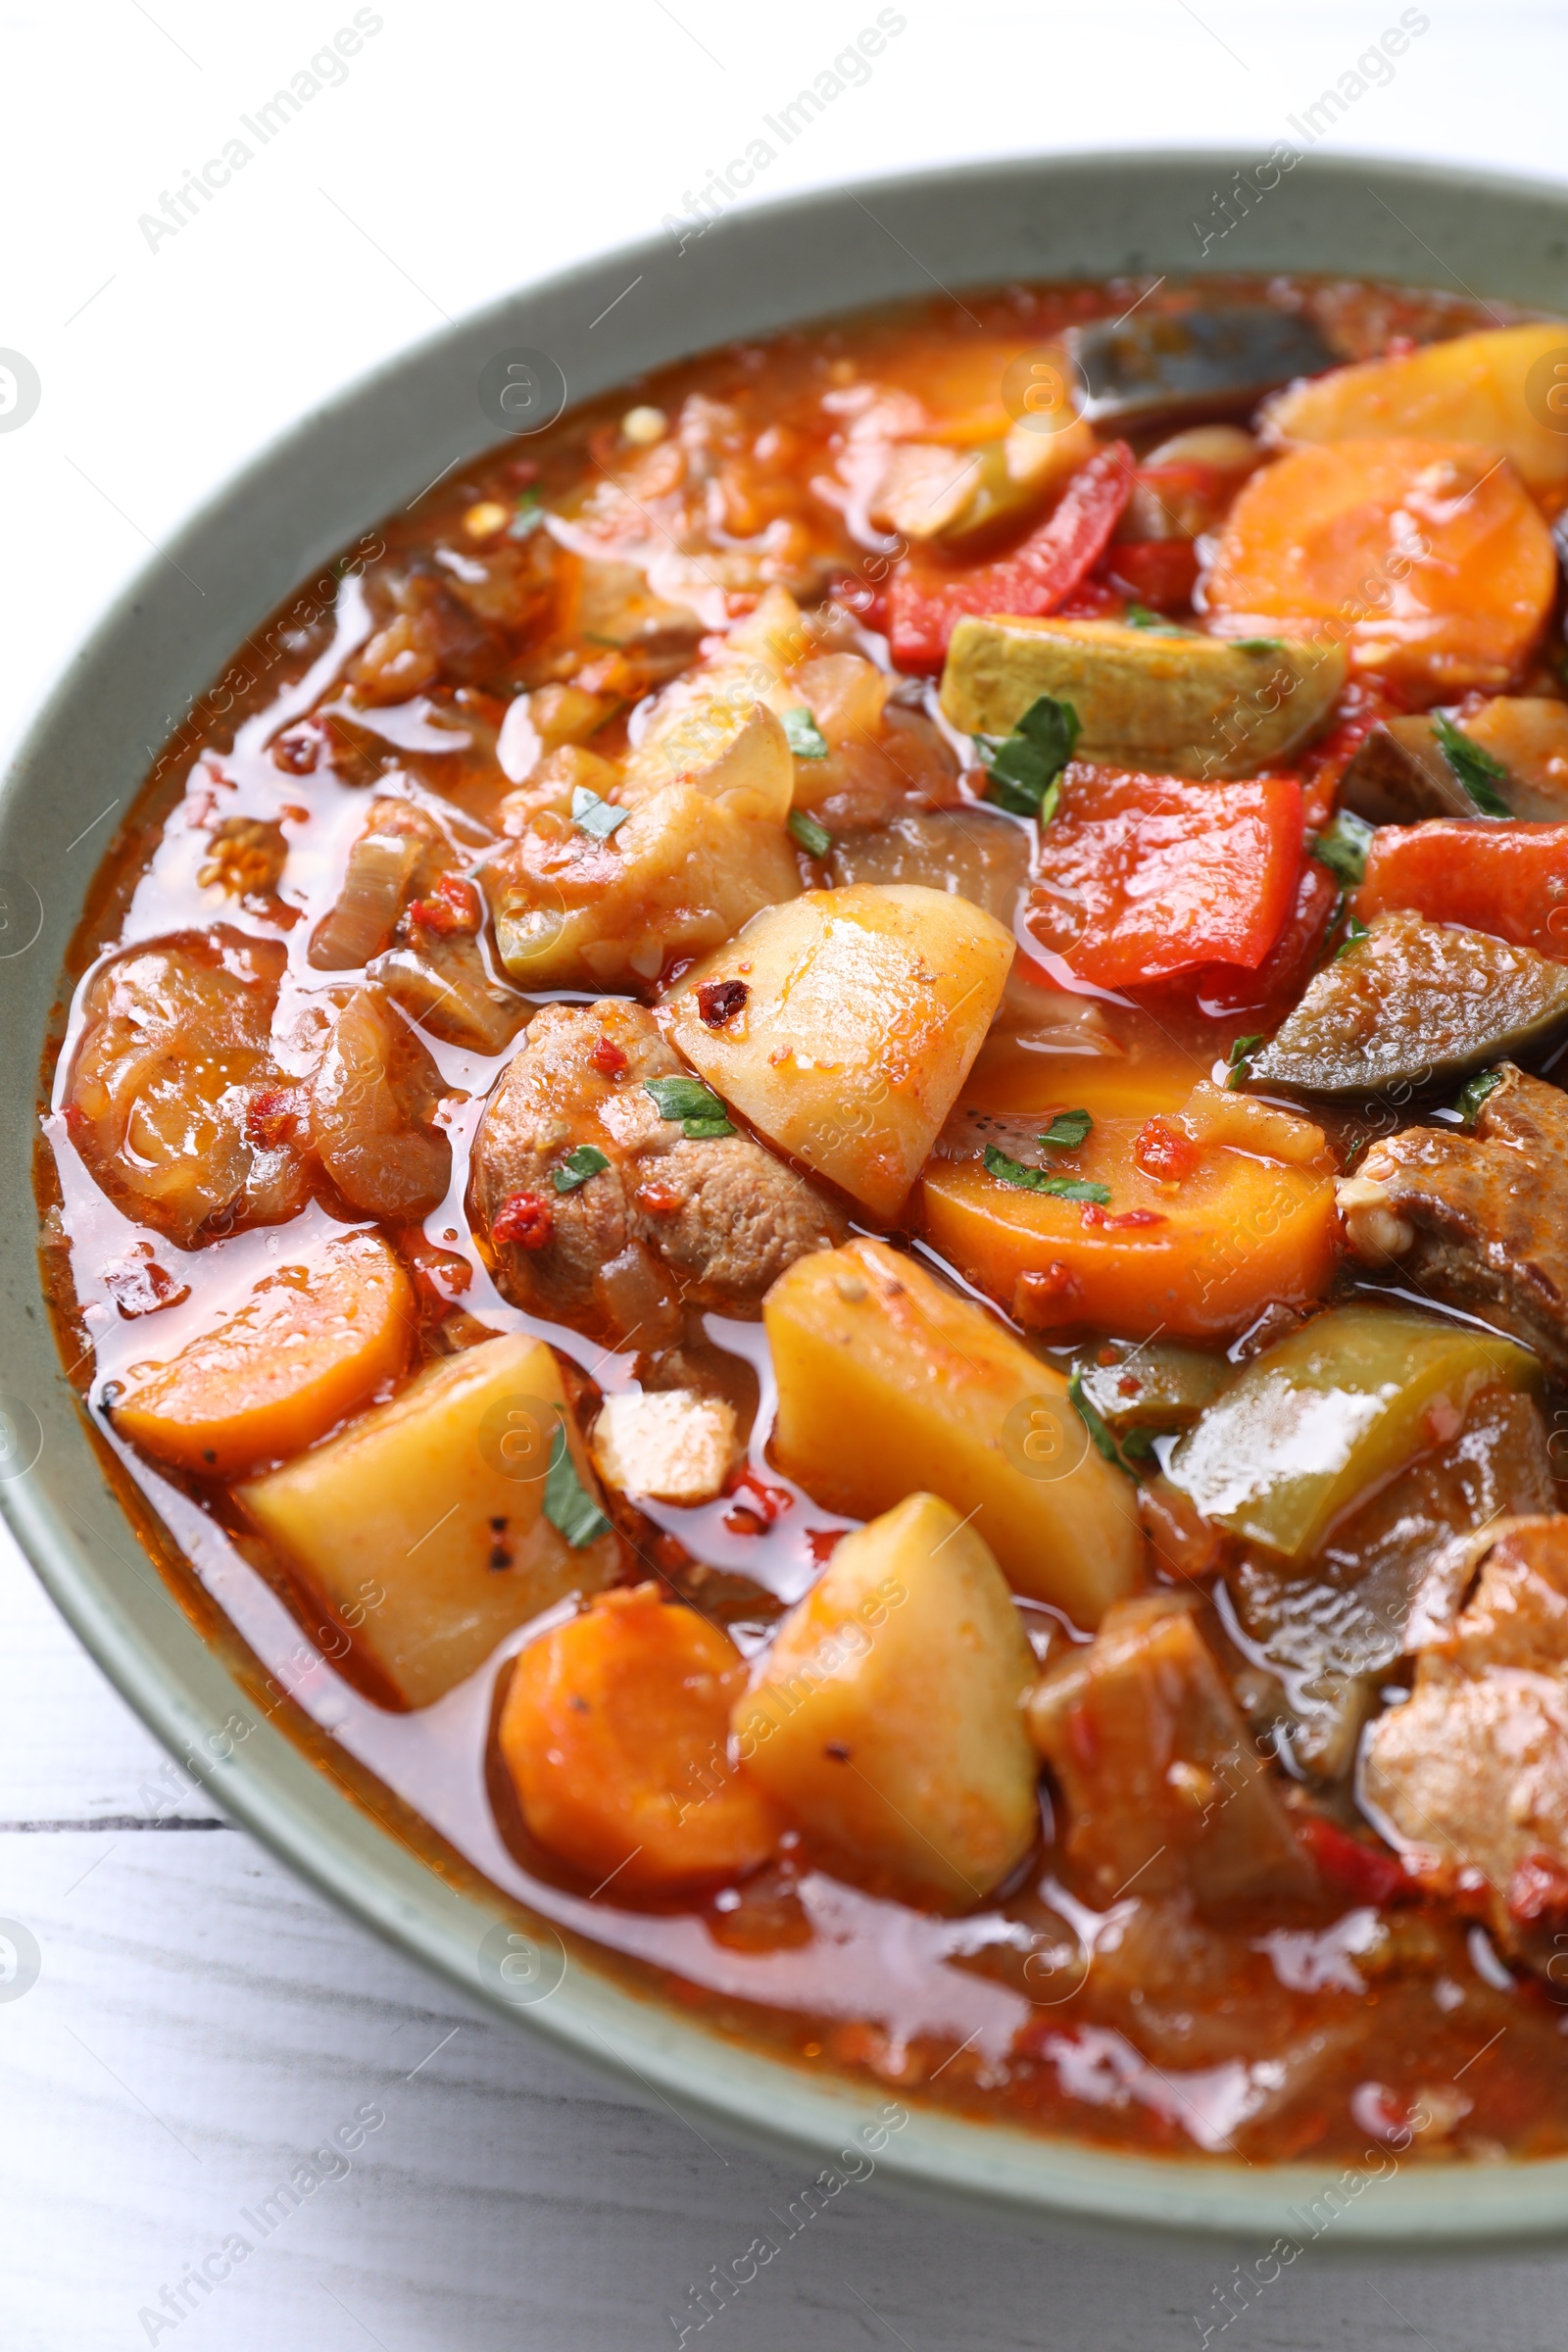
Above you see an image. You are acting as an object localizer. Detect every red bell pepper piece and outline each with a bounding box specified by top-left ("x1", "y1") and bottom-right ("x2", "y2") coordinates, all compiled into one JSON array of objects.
[
  {"x1": 886, "y1": 442, "x2": 1134, "y2": 671},
  {"x1": 1027, "y1": 766, "x2": 1304, "y2": 990},
  {"x1": 1298, "y1": 677, "x2": 1412, "y2": 829},
  {"x1": 1354, "y1": 820, "x2": 1568, "y2": 958},
  {"x1": 1294, "y1": 1811, "x2": 1410, "y2": 1907},
  {"x1": 1187, "y1": 856, "x2": 1341, "y2": 1021},
  {"x1": 1098, "y1": 537, "x2": 1200, "y2": 614}
]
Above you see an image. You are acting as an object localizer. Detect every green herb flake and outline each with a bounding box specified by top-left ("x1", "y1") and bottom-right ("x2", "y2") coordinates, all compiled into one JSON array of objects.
[
  {"x1": 787, "y1": 808, "x2": 833, "y2": 858},
  {"x1": 981, "y1": 693, "x2": 1081, "y2": 820},
  {"x1": 1334, "y1": 913, "x2": 1370, "y2": 962},
  {"x1": 1225, "y1": 1033, "x2": 1263, "y2": 1090},
  {"x1": 982, "y1": 1145, "x2": 1110, "y2": 1203},
  {"x1": 1234, "y1": 637, "x2": 1287, "y2": 654},
  {"x1": 1068, "y1": 1367, "x2": 1139, "y2": 1478},
  {"x1": 1434, "y1": 713, "x2": 1514, "y2": 816},
  {"x1": 542, "y1": 1419, "x2": 612, "y2": 1548},
  {"x1": 510, "y1": 494, "x2": 547, "y2": 540},
  {"x1": 1040, "y1": 1107, "x2": 1094, "y2": 1150},
  {"x1": 1124, "y1": 604, "x2": 1188, "y2": 634},
  {"x1": 782, "y1": 706, "x2": 829, "y2": 760},
  {"x1": 1312, "y1": 808, "x2": 1376, "y2": 890},
  {"x1": 645, "y1": 1073, "x2": 735, "y2": 1139},
  {"x1": 570, "y1": 786, "x2": 631, "y2": 840},
  {"x1": 1457, "y1": 1068, "x2": 1503, "y2": 1127},
  {"x1": 553, "y1": 1145, "x2": 612, "y2": 1194}
]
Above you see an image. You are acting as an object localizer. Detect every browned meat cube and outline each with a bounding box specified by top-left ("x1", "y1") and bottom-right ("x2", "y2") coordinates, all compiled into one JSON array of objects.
[
  {"x1": 1026, "y1": 1592, "x2": 1313, "y2": 1913},
  {"x1": 1339, "y1": 1065, "x2": 1568, "y2": 1378},
  {"x1": 468, "y1": 1001, "x2": 848, "y2": 1346},
  {"x1": 1363, "y1": 1515, "x2": 1568, "y2": 1961}
]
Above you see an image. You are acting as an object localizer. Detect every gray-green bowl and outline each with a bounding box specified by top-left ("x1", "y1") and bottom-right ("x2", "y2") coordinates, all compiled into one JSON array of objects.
[{"x1": 6, "y1": 150, "x2": 1568, "y2": 2238}]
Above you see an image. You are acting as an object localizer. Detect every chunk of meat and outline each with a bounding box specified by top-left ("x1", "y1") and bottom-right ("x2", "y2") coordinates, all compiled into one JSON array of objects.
[
  {"x1": 65, "y1": 928, "x2": 310, "y2": 1247},
  {"x1": 468, "y1": 1001, "x2": 849, "y2": 1342},
  {"x1": 825, "y1": 808, "x2": 1029, "y2": 922},
  {"x1": 1341, "y1": 1065, "x2": 1568, "y2": 1378},
  {"x1": 1027, "y1": 1592, "x2": 1314, "y2": 1913},
  {"x1": 1363, "y1": 1515, "x2": 1568, "y2": 1962}
]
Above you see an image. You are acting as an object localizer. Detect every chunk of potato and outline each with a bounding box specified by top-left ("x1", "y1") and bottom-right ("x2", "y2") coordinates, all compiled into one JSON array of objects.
[
  {"x1": 111, "y1": 1232, "x2": 413, "y2": 1478},
  {"x1": 940, "y1": 614, "x2": 1346, "y2": 780},
  {"x1": 1262, "y1": 321, "x2": 1568, "y2": 495},
  {"x1": 1204, "y1": 439, "x2": 1557, "y2": 694},
  {"x1": 489, "y1": 773, "x2": 801, "y2": 990},
  {"x1": 921, "y1": 1084, "x2": 1338, "y2": 1340},
  {"x1": 240, "y1": 1333, "x2": 618, "y2": 1708},
  {"x1": 663, "y1": 885, "x2": 1013, "y2": 1220},
  {"x1": 590, "y1": 1388, "x2": 738, "y2": 1504},
  {"x1": 620, "y1": 586, "x2": 807, "y2": 809},
  {"x1": 733, "y1": 1493, "x2": 1039, "y2": 1904},
  {"x1": 1166, "y1": 1303, "x2": 1541, "y2": 1561},
  {"x1": 498, "y1": 1584, "x2": 781, "y2": 1890},
  {"x1": 1027, "y1": 1592, "x2": 1312, "y2": 1911},
  {"x1": 764, "y1": 1238, "x2": 1143, "y2": 1625}
]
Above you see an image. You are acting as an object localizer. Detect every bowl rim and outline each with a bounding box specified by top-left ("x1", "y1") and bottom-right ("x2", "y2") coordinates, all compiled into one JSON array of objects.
[{"x1": 9, "y1": 143, "x2": 1568, "y2": 2240}]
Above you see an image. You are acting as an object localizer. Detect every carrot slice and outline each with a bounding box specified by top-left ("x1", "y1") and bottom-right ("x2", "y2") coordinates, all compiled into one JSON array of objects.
[
  {"x1": 111, "y1": 1231, "x2": 414, "y2": 1476},
  {"x1": 497, "y1": 1586, "x2": 781, "y2": 1892},
  {"x1": 1203, "y1": 439, "x2": 1556, "y2": 695}
]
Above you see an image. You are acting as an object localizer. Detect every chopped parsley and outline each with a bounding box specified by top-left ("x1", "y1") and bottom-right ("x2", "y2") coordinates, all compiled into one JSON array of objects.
[
  {"x1": 1457, "y1": 1067, "x2": 1503, "y2": 1127},
  {"x1": 980, "y1": 693, "x2": 1080, "y2": 822},
  {"x1": 510, "y1": 492, "x2": 547, "y2": 539},
  {"x1": 787, "y1": 808, "x2": 833, "y2": 858},
  {"x1": 1312, "y1": 808, "x2": 1375, "y2": 890},
  {"x1": 782, "y1": 706, "x2": 829, "y2": 760},
  {"x1": 542, "y1": 1419, "x2": 612, "y2": 1548},
  {"x1": 1125, "y1": 604, "x2": 1188, "y2": 634},
  {"x1": 645, "y1": 1073, "x2": 736, "y2": 1140},
  {"x1": 1067, "y1": 1367, "x2": 1152, "y2": 1480},
  {"x1": 983, "y1": 1144, "x2": 1110, "y2": 1204},
  {"x1": 1040, "y1": 1107, "x2": 1094, "y2": 1150},
  {"x1": 1434, "y1": 714, "x2": 1513, "y2": 816},
  {"x1": 570, "y1": 786, "x2": 631, "y2": 840},
  {"x1": 1234, "y1": 637, "x2": 1287, "y2": 654},
  {"x1": 1334, "y1": 912, "x2": 1370, "y2": 962},
  {"x1": 1225, "y1": 1033, "x2": 1263, "y2": 1090},
  {"x1": 553, "y1": 1145, "x2": 611, "y2": 1194}
]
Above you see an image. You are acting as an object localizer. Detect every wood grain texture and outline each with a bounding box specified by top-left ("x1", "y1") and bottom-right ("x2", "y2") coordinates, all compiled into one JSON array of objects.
[{"x1": 4, "y1": 1527, "x2": 1568, "y2": 2351}]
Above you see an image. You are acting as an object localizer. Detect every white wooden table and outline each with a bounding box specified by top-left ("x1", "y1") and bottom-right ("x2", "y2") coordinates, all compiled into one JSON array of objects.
[{"x1": 4, "y1": 1520, "x2": 1568, "y2": 2349}]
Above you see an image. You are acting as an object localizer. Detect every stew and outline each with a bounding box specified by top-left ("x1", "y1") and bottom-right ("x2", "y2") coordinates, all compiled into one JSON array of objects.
[{"x1": 38, "y1": 271, "x2": 1568, "y2": 2168}]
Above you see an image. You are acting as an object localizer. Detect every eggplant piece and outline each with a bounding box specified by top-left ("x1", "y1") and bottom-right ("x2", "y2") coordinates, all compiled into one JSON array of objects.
[
  {"x1": 1248, "y1": 910, "x2": 1568, "y2": 1095},
  {"x1": 940, "y1": 614, "x2": 1346, "y2": 780},
  {"x1": 1338, "y1": 716, "x2": 1494, "y2": 824},
  {"x1": 1064, "y1": 305, "x2": 1338, "y2": 431},
  {"x1": 1340, "y1": 1064, "x2": 1568, "y2": 1381}
]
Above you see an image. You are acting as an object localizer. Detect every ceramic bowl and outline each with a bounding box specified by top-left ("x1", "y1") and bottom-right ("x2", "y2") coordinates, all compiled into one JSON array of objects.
[{"x1": 8, "y1": 149, "x2": 1568, "y2": 2236}]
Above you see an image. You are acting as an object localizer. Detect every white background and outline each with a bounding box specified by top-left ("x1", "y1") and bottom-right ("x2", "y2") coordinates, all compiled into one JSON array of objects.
[{"x1": 5, "y1": 4, "x2": 1568, "y2": 2346}]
